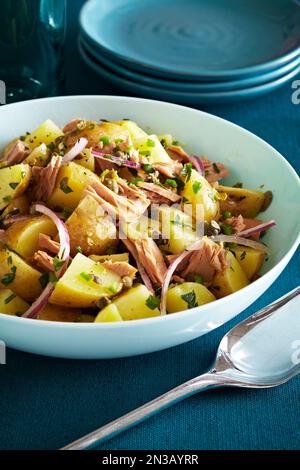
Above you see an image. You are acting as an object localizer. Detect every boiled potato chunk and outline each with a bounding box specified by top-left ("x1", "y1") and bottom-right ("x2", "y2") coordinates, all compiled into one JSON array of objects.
[
  {"x1": 218, "y1": 185, "x2": 265, "y2": 218},
  {"x1": 89, "y1": 253, "x2": 129, "y2": 263},
  {"x1": 0, "y1": 248, "x2": 42, "y2": 301},
  {"x1": 135, "y1": 134, "x2": 171, "y2": 164},
  {"x1": 0, "y1": 164, "x2": 31, "y2": 210},
  {"x1": 95, "y1": 284, "x2": 160, "y2": 321},
  {"x1": 47, "y1": 162, "x2": 99, "y2": 211},
  {"x1": 6, "y1": 216, "x2": 57, "y2": 259},
  {"x1": 24, "y1": 119, "x2": 63, "y2": 150},
  {"x1": 95, "y1": 304, "x2": 124, "y2": 322},
  {"x1": 65, "y1": 194, "x2": 118, "y2": 256},
  {"x1": 37, "y1": 304, "x2": 94, "y2": 322},
  {"x1": 50, "y1": 253, "x2": 123, "y2": 308},
  {"x1": 166, "y1": 282, "x2": 216, "y2": 313},
  {"x1": 1, "y1": 194, "x2": 29, "y2": 218},
  {"x1": 159, "y1": 206, "x2": 197, "y2": 254},
  {"x1": 211, "y1": 251, "x2": 249, "y2": 298},
  {"x1": 230, "y1": 246, "x2": 265, "y2": 280},
  {"x1": 115, "y1": 120, "x2": 148, "y2": 141},
  {"x1": 23, "y1": 143, "x2": 49, "y2": 167},
  {"x1": 180, "y1": 169, "x2": 220, "y2": 223},
  {"x1": 75, "y1": 148, "x2": 95, "y2": 172},
  {"x1": 0, "y1": 288, "x2": 29, "y2": 316}
]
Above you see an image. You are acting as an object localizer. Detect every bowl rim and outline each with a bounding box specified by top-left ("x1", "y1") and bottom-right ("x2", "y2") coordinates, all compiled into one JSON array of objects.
[{"x1": 0, "y1": 94, "x2": 299, "y2": 329}]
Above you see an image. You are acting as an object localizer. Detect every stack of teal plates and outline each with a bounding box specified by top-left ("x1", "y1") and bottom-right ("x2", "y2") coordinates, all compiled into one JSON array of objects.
[{"x1": 79, "y1": 0, "x2": 300, "y2": 105}]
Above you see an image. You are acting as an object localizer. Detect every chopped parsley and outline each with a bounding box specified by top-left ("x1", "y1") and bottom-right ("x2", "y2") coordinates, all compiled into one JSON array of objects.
[
  {"x1": 9, "y1": 182, "x2": 19, "y2": 190},
  {"x1": 7, "y1": 255, "x2": 12, "y2": 265},
  {"x1": 39, "y1": 272, "x2": 49, "y2": 288},
  {"x1": 221, "y1": 223, "x2": 233, "y2": 235},
  {"x1": 222, "y1": 211, "x2": 232, "y2": 220},
  {"x1": 49, "y1": 272, "x2": 58, "y2": 283},
  {"x1": 139, "y1": 149, "x2": 151, "y2": 157},
  {"x1": 194, "y1": 274, "x2": 203, "y2": 284},
  {"x1": 62, "y1": 208, "x2": 72, "y2": 220},
  {"x1": 128, "y1": 177, "x2": 144, "y2": 186},
  {"x1": 47, "y1": 142, "x2": 55, "y2": 152},
  {"x1": 181, "y1": 290, "x2": 198, "y2": 309},
  {"x1": 109, "y1": 282, "x2": 120, "y2": 294},
  {"x1": 1, "y1": 265, "x2": 16, "y2": 286},
  {"x1": 100, "y1": 135, "x2": 110, "y2": 145},
  {"x1": 80, "y1": 272, "x2": 92, "y2": 282},
  {"x1": 181, "y1": 196, "x2": 190, "y2": 204},
  {"x1": 233, "y1": 182, "x2": 243, "y2": 188},
  {"x1": 3, "y1": 195, "x2": 12, "y2": 204},
  {"x1": 212, "y1": 163, "x2": 221, "y2": 174},
  {"x1": 165, "y1": 179, "x2": 177, "y2": 188},
  {"x1": 142, "y1": 163, "x2": 154, "y2": 174},
  {"x1": 146, "y1": 295, "x2": 160, "y2": 310},
  {"x1": 240, "y1": 251, "x2": 247, "y2": 261},
  {"x1": 21, "y1": 170, "x2": 26, "y2": 179},
  {"x1": 53, "y1": 256, "x2": 65, "y2": 272},
  {"x1": 60, "y1": 177, "x2": 73, "y2": 194},
  {"x1": 4, "y1": 293, "x2": 16, "y2": 304},
  {"x1": 76, "y1": 246, "x2": 83, "y2": 254},
  {"x1": 192, "y1": 181, "x2": 201, "y2": 194},
  {"x1": 181, "y1": 163, "x2": 193, "y2": 182},
  {"x1": 146, "y1": 138, "x2": 155, "y2": 147}
]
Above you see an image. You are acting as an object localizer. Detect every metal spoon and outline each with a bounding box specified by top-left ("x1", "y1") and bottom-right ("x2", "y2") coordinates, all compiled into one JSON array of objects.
[{"x1": 62, "y1": 286, "x2": 300, "y2": 450}]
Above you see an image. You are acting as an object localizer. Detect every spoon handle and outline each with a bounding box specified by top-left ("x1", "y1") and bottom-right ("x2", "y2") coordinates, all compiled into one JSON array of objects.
[{"x1": 61, "y1": 372, "x2": 218, "y2": 450}]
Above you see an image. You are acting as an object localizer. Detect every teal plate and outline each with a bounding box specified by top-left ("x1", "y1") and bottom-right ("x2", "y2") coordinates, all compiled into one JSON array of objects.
[
  {"x1": 81, "y1": 34, "x2": 300, "y2": 92},
  {"x1": 79, "y1": 38, "x2": 300, "y2": 105},
  {"x1": 80, "y1": 0, "x2": 300, "y2": 80}
]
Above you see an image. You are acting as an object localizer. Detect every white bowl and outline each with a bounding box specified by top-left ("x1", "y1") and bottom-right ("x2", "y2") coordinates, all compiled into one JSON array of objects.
[{"x1": 0, "y1": 96, "x2": 299, "y2": 359}]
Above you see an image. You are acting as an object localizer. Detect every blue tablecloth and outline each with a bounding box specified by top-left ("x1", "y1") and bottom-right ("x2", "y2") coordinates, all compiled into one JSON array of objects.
[{"x1": 0, "y1": 0, "x2": 299, "y2": 450}]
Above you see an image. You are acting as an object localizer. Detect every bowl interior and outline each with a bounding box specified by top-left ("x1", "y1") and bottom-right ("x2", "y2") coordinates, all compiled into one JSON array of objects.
[{"x1": 0, "y1": 95, "x2": 299, "y2": 278}]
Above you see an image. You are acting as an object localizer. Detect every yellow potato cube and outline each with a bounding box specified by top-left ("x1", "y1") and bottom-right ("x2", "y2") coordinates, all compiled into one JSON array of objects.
[
  {"x1": 37, "y1": 304, "x2": 94, "y2": 322},
  {"x1": 95, "y1": 284, "x2": 160, "y2": 321},
  {"x1": 24, "y1": 119, "x2": 63, "y2": 149},
  {"x1": 115, "y1": 120, "x2": 148, "y2": 141},
  {"x1": 47, "y1": 162, "x2": 99, "y2": 211},
  {"x1": 1, "y1": 194, "x2": 29, "y2": 219},
  {"x1": 95, "y1": 304, "x2": 124, "y2": 322},
  {"x1": 65, "y1": 194, "x2": 118, "y2": 256},
  {"x1": 218, "y1": 185, "x2": 266, "y2": 218},
  {"x1": 75, "y1": 148, "x2": 95, "y2": 172},
  {"x1": 50, "y1": 253, "x2": 123, "y2": 308},
  {"x1": 0, "y1": 288, "x2": 29, "y2": 316},
  {"x1": 0, "y1": 164, "x2": 31, "y2": 210},
  {"x1": 166, "y1": 282, "x2": 215, "y2": 313},
  {"x1": 230, "y1": 246, "x2": 265, "y2": 280},
  {"x1": 180, "y1": 169, "x2": 220, "y2": 223},
  {"x1": 89, "y1": 253, "x2": 129, "y2": 263},
  {"x1": 0, "y1": 248, "x2": 42, "y2": 301},
  {"x1": 23, "y1": 143, "x2": 49, "y2": 167},
  {"x1": 135, "y1": 134, "x2": 171, "y2": 164},
  {"x1": 211, "y1": 251, "x2": 249, "y2": 298},
  {"x1": 6, "y1": 216, "x2": 57, "y2": 259}
]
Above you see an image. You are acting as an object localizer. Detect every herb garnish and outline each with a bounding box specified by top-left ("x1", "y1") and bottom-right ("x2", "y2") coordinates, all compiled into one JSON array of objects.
[
  {"x1": 181, "y1": 163, "x2": 193, "y2": 182},
  {"x1": 146, "y1": 295, "x2": 160, "y2": 310},
  {"x1": 192, "y1": 181, "x2": 201, "y2": 194},
  {"x1": 181, "y1": 290, "x2": 198, "y2": 309},
  {"x1": 60, "y1": 177, "x2": 73, "y2": 194}
]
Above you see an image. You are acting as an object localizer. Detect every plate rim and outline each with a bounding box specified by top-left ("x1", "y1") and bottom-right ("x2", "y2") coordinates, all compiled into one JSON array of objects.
[{"x1": 80, "y1": 0, "x2": 300, "y2": 79}]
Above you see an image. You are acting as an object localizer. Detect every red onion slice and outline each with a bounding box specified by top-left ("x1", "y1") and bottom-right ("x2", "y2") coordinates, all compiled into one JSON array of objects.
[
  {"x1": 22, "y1": 283, "x2": 55, "y2": 319},
  {"x1": 92, "y1": 150, "x2": 141, "y2": 169},
  {"x1": 160, "y1": 238, "x2": 204, "y2": 315},
  {"x1": 63, "y1": 137, "x2": 88, "y2": 163},
  {"x1": 189, "y1": 155, "x2": 205, "y2": 176},
  {"x1": 22, "y1": 205, "x2": 70, "y2": 320},
  {"x1": 239, "y1": 220, "x2": 276, "y2": 238},
  {"x1": 31, "y1": 204, "x2": 70, "y2": 277},
  {"x1": 210, "y1": 235, "x2": 270, "y2": 253}
]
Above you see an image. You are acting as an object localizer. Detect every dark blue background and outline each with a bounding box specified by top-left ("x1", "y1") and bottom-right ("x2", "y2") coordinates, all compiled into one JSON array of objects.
[{"x1": 0, "y1": 0, "x2": 299, "y2": 450}]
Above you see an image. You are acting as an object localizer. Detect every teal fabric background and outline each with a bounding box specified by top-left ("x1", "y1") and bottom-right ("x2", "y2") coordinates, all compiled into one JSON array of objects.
[{"x1": 0, "y1": 0, "x2": 299, "y2": 450}]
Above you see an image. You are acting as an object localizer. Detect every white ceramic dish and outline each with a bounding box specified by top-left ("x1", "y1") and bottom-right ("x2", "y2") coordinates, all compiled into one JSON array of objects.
[{"x1": 0, "y1": 96, "x2": 299, "y2": 359}]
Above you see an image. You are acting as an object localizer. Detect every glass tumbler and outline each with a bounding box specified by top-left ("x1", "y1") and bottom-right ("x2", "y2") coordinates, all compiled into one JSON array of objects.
[{"x1": 0, "y1": 0, "x2": 66, "y2": 103}]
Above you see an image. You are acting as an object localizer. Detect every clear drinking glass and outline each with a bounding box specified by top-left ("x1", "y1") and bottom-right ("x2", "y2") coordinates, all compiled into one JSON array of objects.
[{"x1": 0, "y1": 0, "x2": 66, "y2": 103}]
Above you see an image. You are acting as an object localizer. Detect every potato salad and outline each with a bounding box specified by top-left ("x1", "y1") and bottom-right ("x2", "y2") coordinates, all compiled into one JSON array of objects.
[{"x1": 0, "y1": 118, "x2": 275, "y2": 322}]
